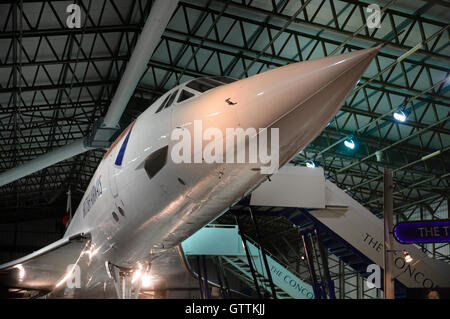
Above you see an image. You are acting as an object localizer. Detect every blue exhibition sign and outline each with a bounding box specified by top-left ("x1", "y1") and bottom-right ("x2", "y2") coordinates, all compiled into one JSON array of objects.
[{"x1": 394, "y1": 220, "x2": 450, "y2": 244}]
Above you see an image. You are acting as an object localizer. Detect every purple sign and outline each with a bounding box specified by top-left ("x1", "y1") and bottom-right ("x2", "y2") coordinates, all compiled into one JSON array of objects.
[{"x1": 394, "y1": 220, "x2": 450, "y2": 244}]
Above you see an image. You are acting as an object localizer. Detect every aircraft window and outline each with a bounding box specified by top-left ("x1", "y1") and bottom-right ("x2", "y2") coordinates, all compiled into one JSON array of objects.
[
  {"x1": 144, "y1": 145, "x2": 168, "y2": 179},
  {"x1": 164, "y1": 90, "x2": 178, "y2": 109},
  {"x1": 211, "y1": 76, "x2": 237, "y2": 84},
  {"x1": 155, "y1": 94, "x2": 170, "y2": 113},
  {"x1": 202, "y1": 78, "x2": 224, "y2": 87},
  {"x1": 112, "y1": 212, "x2": 119, "y2": 222},
  {"x1": 118, "y1": 207, "x2": 125, "y2": 216},
  {"x1": 186, "y1": 78, "x2": 222, "y2": 93},
  {"x1": 206, "y1": 78, "x2": 225, "y2": 86},
  {"x1": 177, "y1": 90, "x2": 195, "y2": 103}
]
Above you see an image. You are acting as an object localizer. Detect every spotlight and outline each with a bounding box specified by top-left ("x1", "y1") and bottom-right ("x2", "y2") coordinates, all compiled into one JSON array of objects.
[
  {"x1": 306, "y1": 161, "x2": 316, "y2": 168},
  {"x1": 132, "y1": 269, "x2": 142, "y2": 284},
  {"x1": 142, "y1": 273, "x2": 153, "y2": 287},
  {"x1": 132, "y1": 263, "x2": 143, "y2": 284},
  {"x1": 393, "y1": 109, "x2": 407, "y2": 122},
  {"x1": 403, "y1": 250, "x2": 413, "y2": 263},
  {"x1": 344, "y1": 139, "x2": 355, "y2": 150},
  {"x1": 375, "y1": 150, "x2": 383, "y2": 162},
  {"x1": 14, "y1": 264, "x2": 25, "y2": 280}
]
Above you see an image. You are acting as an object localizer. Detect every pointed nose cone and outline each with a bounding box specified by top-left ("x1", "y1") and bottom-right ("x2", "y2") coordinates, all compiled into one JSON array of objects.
[
  {"x1": 235, "y1": 46, "x2": 380, "y2": 129},
  {"x1": 232, "y1": 46, "x2": 380, "y2": 166}
]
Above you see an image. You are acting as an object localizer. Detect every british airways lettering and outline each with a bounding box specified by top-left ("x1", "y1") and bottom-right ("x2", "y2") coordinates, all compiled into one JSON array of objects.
[{"x1": 83, "y1": 176, "x2": 102, "y2": 218}]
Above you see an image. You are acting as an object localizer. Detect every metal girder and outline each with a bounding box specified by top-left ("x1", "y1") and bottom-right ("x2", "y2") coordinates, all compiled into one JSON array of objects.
[
  {"x1": 0, "y1": 0, "x2": 179, "y2": 188},
  {"x1": 217, "y1": 0, "x2": 449, "y2": 65},
  {"x1": 0, "y1": 0, "x2": 448, "y2": 262},
  {"x1": 132, "y1": 0, "x2": 448, "y2": 218},
  {"x1": 140, "y1": 55, "x2": 449, "y2": 140}
]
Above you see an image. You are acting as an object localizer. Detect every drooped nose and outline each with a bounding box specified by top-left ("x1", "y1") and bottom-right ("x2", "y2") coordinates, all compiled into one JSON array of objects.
[
  {"x1": 227, "y1": 46, "x2": 380, "y2": 167},
  {"x1": 231, "y1": 46, "x2": 380, "y2": 130}
]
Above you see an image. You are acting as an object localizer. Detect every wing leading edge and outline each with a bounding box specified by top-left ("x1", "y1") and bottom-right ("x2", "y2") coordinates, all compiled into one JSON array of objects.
[{"x1": 0, "y1": 233, "x2": 90, "y2": 294}]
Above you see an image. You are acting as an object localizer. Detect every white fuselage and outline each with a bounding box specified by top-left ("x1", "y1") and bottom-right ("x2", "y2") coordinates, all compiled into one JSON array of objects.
[
  {"x1": 63, "y1": 47, "x2": 379, "y2": 268},
  {"x1": 65, "y1": 80, "x2": 271, "y2": 267}
]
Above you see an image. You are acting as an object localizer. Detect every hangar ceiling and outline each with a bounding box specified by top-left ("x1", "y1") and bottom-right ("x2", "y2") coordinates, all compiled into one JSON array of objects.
[{"x1": 0, "y1": 0, "x2": 448, "y2": 230}]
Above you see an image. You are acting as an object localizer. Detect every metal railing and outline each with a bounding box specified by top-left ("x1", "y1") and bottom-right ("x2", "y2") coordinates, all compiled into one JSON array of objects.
[
  {"x1": 204, "y1": 224, "x2": 310, "y2": 282},
  {"x1": 241, "y1": 230, "x2": 310, "y2": 283}
]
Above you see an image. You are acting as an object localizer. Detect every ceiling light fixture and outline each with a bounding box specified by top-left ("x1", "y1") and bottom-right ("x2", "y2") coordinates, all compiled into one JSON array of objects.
[
  {"x1": 344, "y1": 139, "x2": 355, "y2": 150},
  {"x1": 306, "y1": 161, "x2": 316, "y2": 168},
  {"x1": 393, "y1": 109, "x2": 407, "y2": 122}
]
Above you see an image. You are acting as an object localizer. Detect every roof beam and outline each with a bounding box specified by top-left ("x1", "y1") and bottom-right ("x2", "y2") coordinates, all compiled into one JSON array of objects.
[{"x1": 0, "y1": 0, "x2": 180, "y2": 187}]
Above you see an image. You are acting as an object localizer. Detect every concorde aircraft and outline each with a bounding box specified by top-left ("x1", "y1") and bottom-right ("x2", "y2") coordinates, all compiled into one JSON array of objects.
[{"x1": 0, "y1": 46, "x2": 380, "y2": 298}]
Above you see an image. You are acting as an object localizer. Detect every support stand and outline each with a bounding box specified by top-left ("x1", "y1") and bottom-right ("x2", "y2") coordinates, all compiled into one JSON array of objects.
[
  {"x1": 248, "y1": 207, "x2": 278, "y2": 299},
  {"x1": 106, "y1": 261, "x2": 150, "y2": 299},
  {"x1": 235, "y1": 213, "x2": 263, "y2": 299},
  {"x1": 300, "y1": 228, "x2": 336, "y2": 299}
]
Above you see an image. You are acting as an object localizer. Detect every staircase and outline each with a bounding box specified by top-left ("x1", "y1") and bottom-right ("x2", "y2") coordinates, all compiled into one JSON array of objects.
[
  {"x1": 236, "y1": 201, "x2": 406, "y2": 297},
  {"x1": 181, "y1": 224, "x2": 314, "y2": 299},
  {"x1": 221, "y1": 256, "x2": 292, "y2": 299},
  {"x1": 249, "y1": 165, "x2": 450, "y2": 295},
  {"x1": 286, "y1": 208, "x2": 406, "y2": 297}
]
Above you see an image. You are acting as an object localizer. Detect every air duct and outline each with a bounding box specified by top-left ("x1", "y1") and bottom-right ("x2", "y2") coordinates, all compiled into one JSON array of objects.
[
  {"x1": 0, "y1": 139, "x2": 92, "y2": 187},
  {"x1": 0, "y1": 0, "x2": 179, "y2": 187}
]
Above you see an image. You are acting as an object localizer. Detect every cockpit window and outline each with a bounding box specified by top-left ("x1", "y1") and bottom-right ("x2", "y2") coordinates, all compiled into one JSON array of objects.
[
  {"x1": 186, "y1": 78, "x2": 222, "y2": 93},
  {"x1": 155, "y1": 90, "x2": 179, "y2": 114},
  {"x1": 177, "y1": 90, "x2": 195, "y2": 103},
  {"x1": 155, "y1": 76, "x2": 238, "y2": 113},
  {"x1": 211, "y1": 76, "x2": 237, "y2": 84},
  {"x1": 155, "y1": 94, "x2": 170, "y2": 113},
  {"x1": 166, "y1": 89, "x2": 178, "y2": 108}
]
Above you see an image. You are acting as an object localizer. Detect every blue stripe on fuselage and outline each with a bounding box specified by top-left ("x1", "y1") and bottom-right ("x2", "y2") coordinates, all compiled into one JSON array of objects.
[{"x1": 114, "y1": 129, "x2": 132, "y2": 166}]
